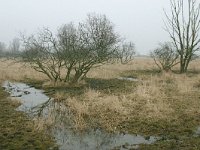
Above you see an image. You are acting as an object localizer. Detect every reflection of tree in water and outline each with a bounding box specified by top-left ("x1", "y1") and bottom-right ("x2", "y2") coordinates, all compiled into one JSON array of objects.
[
  {"x1": 54, "y1": 129, "x2": 118, "y2": 150},
  {"x1": 31, "y1": 99, "x2": 74, "y2": 127},
  {"x1": 31, "y1": 100, "x2": 118, "y2": 149},
  {"x1": 31, "y1": 98, "x2": 52, "y2": 116},
  {"x1": 31, "y1": 99, "x2": 158, "y2": 150},
  {"x1": 3, "y1": 81, "x2": 158, "y2": 149}
]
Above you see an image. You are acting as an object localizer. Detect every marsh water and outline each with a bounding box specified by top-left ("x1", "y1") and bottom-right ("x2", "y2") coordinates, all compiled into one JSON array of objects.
[
  {"x1": 3, "y1": 81, "x2": 158, "y2": 150},
  {"x1": 117, "y1": 77, "x2": 138, "y2": 82}
]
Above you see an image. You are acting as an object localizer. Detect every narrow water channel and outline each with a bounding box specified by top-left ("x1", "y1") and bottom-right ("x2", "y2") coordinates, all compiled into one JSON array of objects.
[{"x1": 3, "y1": 81, "x2": 158, "y2": 150}]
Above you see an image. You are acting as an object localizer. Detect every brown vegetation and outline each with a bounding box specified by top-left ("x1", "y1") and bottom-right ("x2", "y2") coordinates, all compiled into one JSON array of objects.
[
  {"x1": 1, "y1": 57, "x2": 200, "y2": 148},
  {"x1": 0, "y1": 86, "x2": 57, "y2": 149}
]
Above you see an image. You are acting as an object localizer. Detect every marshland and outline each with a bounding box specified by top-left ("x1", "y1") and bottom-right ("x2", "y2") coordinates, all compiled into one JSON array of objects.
[
  {"x1": 1, "y1": 0, "x2": 200, "y2": 149},
  {"x1": 1, "y1": 57, "x2": 200, "y2": 149}
]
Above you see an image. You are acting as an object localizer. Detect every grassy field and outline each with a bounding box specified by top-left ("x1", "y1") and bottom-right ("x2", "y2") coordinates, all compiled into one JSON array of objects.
[{"x1": 1, "y1": 57, "x2": 200, "y2": 149}]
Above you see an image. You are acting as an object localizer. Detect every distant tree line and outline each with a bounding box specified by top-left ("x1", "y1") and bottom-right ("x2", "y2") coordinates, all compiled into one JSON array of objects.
[{"x1": 0, "y1": 38, "x2": 21, "y2": 58}]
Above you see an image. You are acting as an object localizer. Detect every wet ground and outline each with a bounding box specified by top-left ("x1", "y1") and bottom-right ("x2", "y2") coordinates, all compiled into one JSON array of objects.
[
  {"x1": 117, "y1": 77, "x2": 138, "y2": 82},
  {"x1": 0, "y1": 83, "x2": 57, "y2": 150},
  {"x1": 3, "y1": 81, "x2": 159, "y2": 150}
]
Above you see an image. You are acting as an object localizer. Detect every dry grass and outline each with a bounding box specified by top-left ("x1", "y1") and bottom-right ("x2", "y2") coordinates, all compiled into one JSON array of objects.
[
  {"x1": 175, "y1": 74, "x2": 197, "y2": 93},
  {"x1": 87, "y1": 57, "x2": 156, "y2": 79},
  {"x1": 60, "y1": 69, "x2": 200, "y2": 132},
  {"x1": 1, "y1": 57, "x2": 200, "y2": 135},
  {"x1": 9, "y1": 97, "x2": 22, "y2": 107},
  {"x1": 0, "y1": 59, "x2": 46, "y2": 82},
  {"x1": 63, "y1": 89, "x2": 132, "y2": 131},
  {"x1": 1, "y1": 57, "x2": 200, "y2": 81},
  {"x1": 131, "y1": 75, "x2": 173, "y2": 119},
  {"x1": 0, "y1": 57, "x2": 155, "y2": 83}
]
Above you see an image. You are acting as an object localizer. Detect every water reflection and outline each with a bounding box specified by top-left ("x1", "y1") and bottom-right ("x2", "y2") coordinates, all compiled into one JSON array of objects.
[
  {"x1": 118, "y1": 77, "x2": 138, "y2": 82},
  {"x1": 3, "y1": 81, "x2": 158, "y2": 150},
  {"x1": 53, "y1": 129, "x2": 157, "y2": 150},
  {"x1": 3, "y1": 81, "x2": 48, "y2": 113}
]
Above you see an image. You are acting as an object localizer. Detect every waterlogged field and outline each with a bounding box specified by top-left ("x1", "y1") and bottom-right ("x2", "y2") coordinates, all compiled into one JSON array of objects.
[
  {"x1": 1, "y1": 57, "x2": 200, "y2": 149},
  {"x1": 0, "y1": 86, "x2": 57, "y2": 149}
]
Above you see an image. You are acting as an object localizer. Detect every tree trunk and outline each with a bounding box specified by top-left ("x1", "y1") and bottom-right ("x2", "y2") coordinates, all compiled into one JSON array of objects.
[
  {"x1": 180, "y1": 56, "x2": 191, "y2": 73},
  {"x1": 164, "y1": 0, "x2": 200, "y2": 74},
  {"x1": 64, "y1": 63, "x2": 75, "y2": 82},
  {"x1": 180, "y1": 55, "x2": 187, "y2": 73},
  {"x1": 71, "y1": 71, "x2": 82, "y2": 84}
]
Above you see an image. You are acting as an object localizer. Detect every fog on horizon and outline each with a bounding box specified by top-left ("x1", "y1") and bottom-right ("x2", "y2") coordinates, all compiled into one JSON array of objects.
[{"x1": 0, "y1": 0, "x2": 190, "y2": 55}]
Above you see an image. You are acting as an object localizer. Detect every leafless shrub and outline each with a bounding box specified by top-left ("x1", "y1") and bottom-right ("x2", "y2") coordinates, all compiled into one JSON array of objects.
[
  {"x1": 117, "y1": 41, "x2": 135, "y2": 64},
  {"x1": 21, "y1": 28, "x2": 64, "y2": 82},
  {"x1": 69, "y1": 13, "x2": 120, "y2": 83},
  {"x1": 164, "y1": 0, "x2": 200, "y2": 73},
  {"x1": 21, "y1": 13, "x2": 133, "y2": 84},
  {"x1": 151, "y1": 42, "x2": 179, "y2": 72}
]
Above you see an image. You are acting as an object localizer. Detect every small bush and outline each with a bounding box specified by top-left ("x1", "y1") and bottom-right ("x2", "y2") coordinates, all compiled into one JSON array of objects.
[{"x1": 151, "y1": 42, "x2": 179, "y2": 72}]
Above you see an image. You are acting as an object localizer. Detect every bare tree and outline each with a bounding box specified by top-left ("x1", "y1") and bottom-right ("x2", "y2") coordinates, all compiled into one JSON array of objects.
[
  {"x1": 151, "y1": 42, "x2": 179, "y2": 72},
  {"x1": 69, "y1": 13, "x2": 120, "y2": 83},
  {"x1": 21, "y1": 13, "x2": 132, "y2": 84},
  {"x1": 9, "y1": 38, "x2": 20, "y2": 54},
  {"x1": 164, "y1": 0, "x2": 200, "y2": 73},
  {"x1": 0, "y1": 42, "x2": 6, "y2": 51},
  {"x1": 0, "y1": 42, "x2": 8, "y2": 58},
  {"x1": 57, "y1": 23, "x2": 80, "y2": 82},
  {"x1": 22, "y1": 28, "x2": 64, "y2": 82},
  {"x1": 58, "y1": 14, "x2": 120, "y2": 83},
  {"x1": 117, "y1": 41, "x2": 135, "y2": 64}
]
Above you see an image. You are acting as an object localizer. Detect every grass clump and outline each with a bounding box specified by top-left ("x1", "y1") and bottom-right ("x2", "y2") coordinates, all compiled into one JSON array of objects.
[{"x1": 1, "y1": 58, "x2": 200, "y2": 149}]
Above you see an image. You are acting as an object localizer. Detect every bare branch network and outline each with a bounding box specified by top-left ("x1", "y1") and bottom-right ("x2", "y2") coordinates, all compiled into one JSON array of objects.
[
  {"x1": 21, "y1": 13, "x2": 136, "y2": 83},
  {"x1": 164, "y1": 0, "x2": 200, "y2": 73}
]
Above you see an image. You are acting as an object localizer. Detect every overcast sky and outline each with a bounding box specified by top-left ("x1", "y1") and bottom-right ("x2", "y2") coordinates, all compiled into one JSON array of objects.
[{"x1": 0, "y1": 0, "x2": 182, "y2": 54}]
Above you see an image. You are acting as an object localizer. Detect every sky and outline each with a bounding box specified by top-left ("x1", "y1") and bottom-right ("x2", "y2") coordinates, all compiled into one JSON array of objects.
[{"x1": 0, "y1": 0, "x2": 181, "y2": 54}]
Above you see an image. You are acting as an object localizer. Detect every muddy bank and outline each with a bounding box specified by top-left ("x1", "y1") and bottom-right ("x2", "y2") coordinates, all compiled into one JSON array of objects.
[
  {"x1": 3, "y1": 81, "x2": 159, "y2": 150},
  {"x1": 0, "y1": 84, "x2": 57, "y2": 150},
  {"x1": 4, "y1": 80, "x2": 200, "y2": 149}
]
